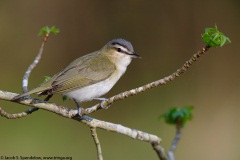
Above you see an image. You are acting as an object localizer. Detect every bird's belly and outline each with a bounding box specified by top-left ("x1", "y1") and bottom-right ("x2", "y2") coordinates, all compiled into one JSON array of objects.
[{"x1": 64, "y1": 79, "x2": 116, "y2": 102}]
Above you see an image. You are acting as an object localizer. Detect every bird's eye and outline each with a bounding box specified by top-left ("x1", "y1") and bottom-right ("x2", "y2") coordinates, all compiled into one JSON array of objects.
[{"x1": 116, "y1": 48, "x2": 122, "y2": 52}]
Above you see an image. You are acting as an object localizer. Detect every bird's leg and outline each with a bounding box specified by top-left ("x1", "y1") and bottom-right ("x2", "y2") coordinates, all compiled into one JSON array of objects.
[
  {"x1": 73, "y1": 98, "x2": 83, "y2": 116},
  {"x1": 12, "y1": 95, "x2": 31, "y2": 102},
  {"x1": 44, "y1": 94, "x2": 53, "y2": 101},
  {"x1": 29, "y1": 94, "x2": 53, "y2": 104},
  {"x1": 27, "y1": 94, "x2": 53, "y2": 104},
  {"x1": 94, "y1": 98, "x2": 111, "y2": 109},
  {"x1": 72, "y1": 99, "x2": 92, "y2": 121}
]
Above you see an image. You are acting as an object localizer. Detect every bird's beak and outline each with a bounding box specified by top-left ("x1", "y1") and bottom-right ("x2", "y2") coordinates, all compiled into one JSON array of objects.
[{"x1": 132, "y1": 52, "x2": 141, "y2": 58}]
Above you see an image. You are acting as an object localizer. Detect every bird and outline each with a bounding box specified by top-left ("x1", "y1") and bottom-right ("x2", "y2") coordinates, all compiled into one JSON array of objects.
[{"x1": 13, "y1": 38, "x2": 140, "y2": 115}]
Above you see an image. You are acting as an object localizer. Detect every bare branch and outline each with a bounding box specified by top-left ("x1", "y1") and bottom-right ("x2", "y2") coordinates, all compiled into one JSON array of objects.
[
  {"x1": 1, "y1": 90, "x2": 159, "y2": 144},
  {"x1": 1, "y1": 90, "x2": 77, "y2": 118},
  {"x1": 21, "y1": 33, "x2": 50, "y2": 115},
  {"x1": 22, "y1": 35, "x2": 49, "y2": 93},
  {"x1": 0, "y1": 106, "x2": 28, "y2": 119},
  {"x1": 90, "y1": 127, "x2": 103, "y2": 160},
  {"x1": 167, "y1": 126, "x2": 181, "y2": 160},
  {"x1": 84, "y1": 46, "x2": 210, "y2": 114},
  {"x1": 79, "y1": 118, "x2": 161, "y2": 143},
  {"x1": 151, "y1": 141, "x2": 168, "y2": 160},
  {"x1": 0, "y1": 90, "x2": 165, "y2": 159},
  {"x1": 1, "y1": 90, "x2": 162, "y2": 146},
  {"x1": 74, "y1": 115, "x2": 165, "y2": 159}
]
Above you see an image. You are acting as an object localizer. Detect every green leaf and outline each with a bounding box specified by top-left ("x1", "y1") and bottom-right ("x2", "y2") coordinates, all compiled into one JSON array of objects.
[
  {"x1": 161, "y1": 106, "x2": 193, "y2": 128},
  {"x1": 38, "y1": 26, "x2": 49, "y2": 36},
  {"x1": 172, "y1": 110, "x2": 183, "y2": 120},
  {"x1": 201, "y1": 24, "x2": 231, "y2": 47},
  {"x1": 49, "y1": 26, "x2": 60, "y2": 35},
  {"x1": 38, "y1": 26, "x2": 60, "y2": 36}
]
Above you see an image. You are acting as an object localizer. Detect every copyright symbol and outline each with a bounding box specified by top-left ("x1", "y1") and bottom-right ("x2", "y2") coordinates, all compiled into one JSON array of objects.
[{"x1": 1, "y1": 156, "x2": 3, "y2": 159}]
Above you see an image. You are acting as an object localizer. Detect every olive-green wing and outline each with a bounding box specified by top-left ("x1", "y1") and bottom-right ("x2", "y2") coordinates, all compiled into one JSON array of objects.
[{"x1": 50, "y1": 55, "x2": 116, "y2": 93}]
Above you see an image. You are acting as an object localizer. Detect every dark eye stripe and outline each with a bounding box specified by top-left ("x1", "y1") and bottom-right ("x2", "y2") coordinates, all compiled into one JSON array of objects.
[
  {"x1": 112, "y1": 42, "x2": 130, "y2": 52},
  {"x1": 114, "y1": 47, "x2": 132, "y2": 55}
]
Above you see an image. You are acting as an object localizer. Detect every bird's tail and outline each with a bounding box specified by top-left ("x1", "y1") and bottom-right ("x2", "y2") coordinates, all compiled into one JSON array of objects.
[{"x1": 12, "y1": 86, "x2": 51, "y2": 100}]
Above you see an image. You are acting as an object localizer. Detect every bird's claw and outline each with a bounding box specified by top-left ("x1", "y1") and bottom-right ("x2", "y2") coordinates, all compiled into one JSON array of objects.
[
  {"x1": 81, "y1": 115, "x2": 93, "y2": 121},
  {"x1": 94, "y1": 98, "x2": 111, "y2": 109}
]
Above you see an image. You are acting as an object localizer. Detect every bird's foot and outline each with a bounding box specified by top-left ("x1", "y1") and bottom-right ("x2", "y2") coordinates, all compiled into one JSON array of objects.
[
  {"x1": 94, "y1": 98, "x2": 111, "y2": 109},
  {"x1": 12, "y1": 95, "x2": 31, "y2": 101},
  {"x1": 81, "y1": 115, "x2": 93, "y2": 121},
  {"x1": 72, "y1": 99, "x2": 92, "y2": 121}
]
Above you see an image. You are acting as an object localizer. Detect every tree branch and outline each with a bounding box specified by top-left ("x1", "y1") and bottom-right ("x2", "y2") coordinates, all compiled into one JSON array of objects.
[
  {"x1": 22, "y1": 33, "x2": 49, "y2": 93},
  {"x1": 1, "y1": 90, "x2": 161, "y2": 146},
  {"x1": 0, "y1": 90, "x2": 165, "y2": 159},
  {"x1": 167, "y1": 126, "x2": 181, "y2": 160},
  {"x1": 151, "y1": 141, "x2": 168, "y2": 160},
  {"x1": 0, "y1": 106, "x2": 28, "y2": 119},
  {"x1": 21, "y1": 33, "x2": 50, "y2": 114},
  {"x1": 90, "y1": 127, "x2": 103, "y2": 160}
]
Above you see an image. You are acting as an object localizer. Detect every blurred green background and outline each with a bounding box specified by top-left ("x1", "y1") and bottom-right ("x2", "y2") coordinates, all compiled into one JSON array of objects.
[{"x1": 0, "y1": 0, "x2": 239, "y2": 160}]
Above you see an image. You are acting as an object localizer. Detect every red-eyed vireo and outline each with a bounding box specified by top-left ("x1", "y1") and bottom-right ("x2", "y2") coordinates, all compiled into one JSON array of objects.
[{"x1": 13, "y1": 38, "x2": 140, "y2": 113}]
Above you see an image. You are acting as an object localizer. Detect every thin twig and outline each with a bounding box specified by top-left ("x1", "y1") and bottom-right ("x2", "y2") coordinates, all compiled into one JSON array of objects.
[
  {"x1": 21, "y1": 33, "x2": 50, "y2": 114},
  {"x1": 84, "y1": 46, "x2": 210, "y2": 114},
  {"x1": 167, "y1": 126, "x2": 181, "y2": 160},
  {"x1": 151, "y1": 141, "x2": 168, "y2": 160},
  {"x1": 0, "y1": 106, "x2": 28, "y2": 119},
  {"x1": 90, "y1": 127, "x2": 103, "y2": 160},
  {"x1": 22, "y1": 34, "x2": 49, "y2": 93}
]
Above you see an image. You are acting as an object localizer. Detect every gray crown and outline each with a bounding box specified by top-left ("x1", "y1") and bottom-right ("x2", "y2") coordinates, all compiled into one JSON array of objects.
[{"x1": 108, "y1": 38, "x2": 134, "y2": 52}]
